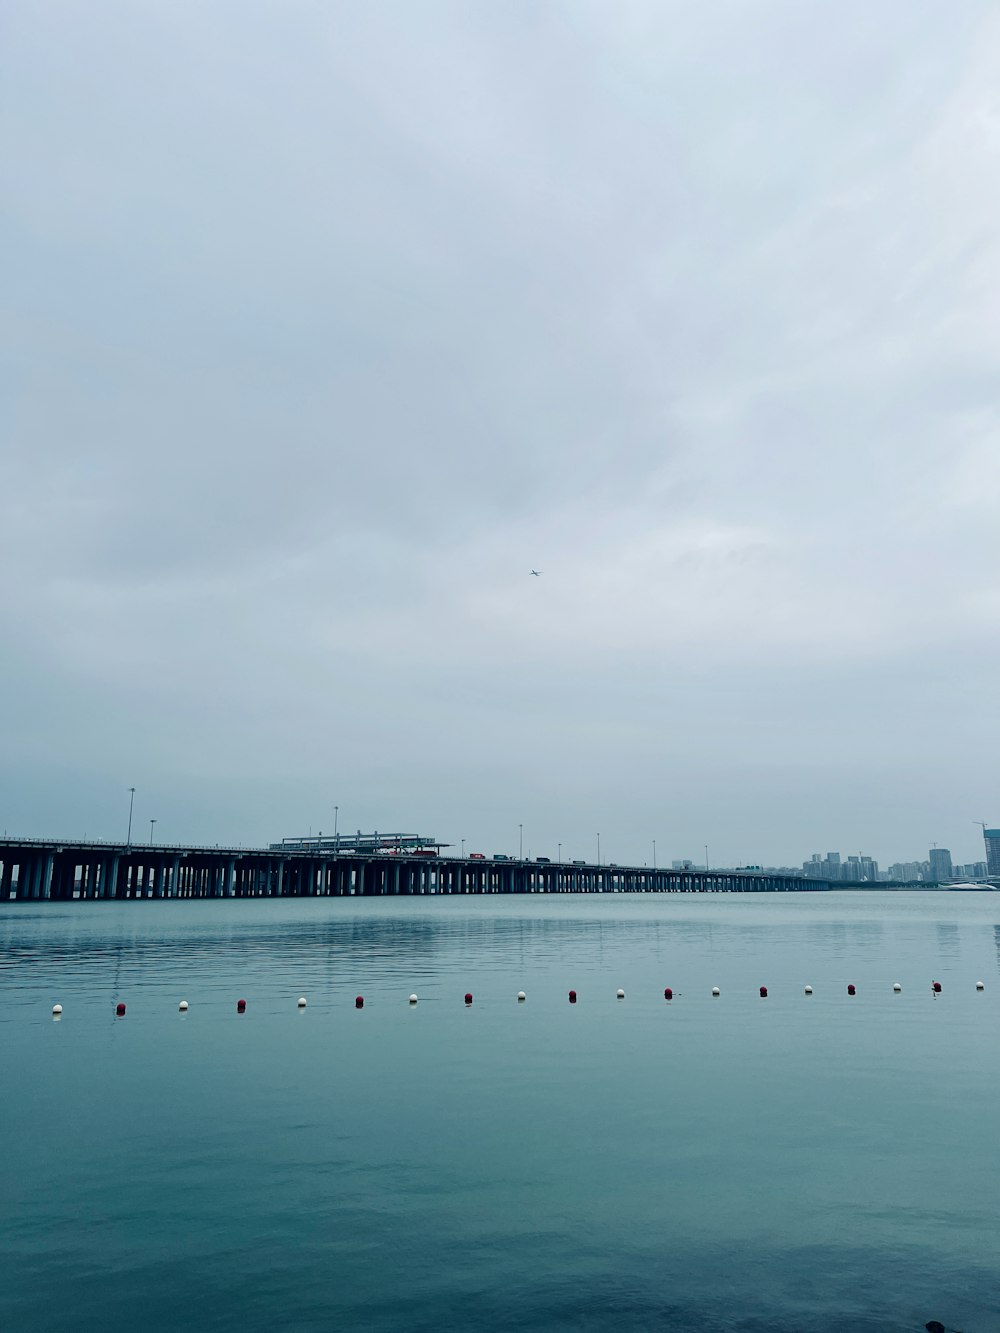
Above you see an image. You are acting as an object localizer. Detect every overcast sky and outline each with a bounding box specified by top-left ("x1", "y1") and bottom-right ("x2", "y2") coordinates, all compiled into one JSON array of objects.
[{"x1": 3, "y1": 1, "x2": 998, "y2": 868}]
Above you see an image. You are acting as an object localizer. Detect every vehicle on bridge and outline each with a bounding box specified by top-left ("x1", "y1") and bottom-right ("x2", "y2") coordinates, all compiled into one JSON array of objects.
[
  {"x1": 492, "y1": 853, "x2": 510, "y2": 861},
  {"x1": 536, "y1": 857, "x2": 551, "y2": 863},
  {"x1": 469, "y1": 853, "x2": 485, "y2": 860}
]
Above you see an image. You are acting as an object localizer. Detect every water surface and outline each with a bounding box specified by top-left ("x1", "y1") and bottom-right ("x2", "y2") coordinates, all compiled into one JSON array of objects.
[{"x1": 3, "y1": 893, "x2": 998, "y2": 1332}]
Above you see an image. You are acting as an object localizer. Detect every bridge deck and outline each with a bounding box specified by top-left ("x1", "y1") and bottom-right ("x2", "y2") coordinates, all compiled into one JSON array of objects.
[{"x1": 0, "y1": 838, "x2": 835, "y2": 900}]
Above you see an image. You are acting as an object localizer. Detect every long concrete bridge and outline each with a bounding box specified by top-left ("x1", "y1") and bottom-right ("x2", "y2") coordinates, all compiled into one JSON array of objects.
[{"x1": 0, "y1": 837, "x2": 836, "y2": 900}]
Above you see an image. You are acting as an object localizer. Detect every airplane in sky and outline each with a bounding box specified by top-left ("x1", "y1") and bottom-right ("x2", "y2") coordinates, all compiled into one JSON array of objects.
[{"x1": 529, "y1": 569, "x2": 541, "y2": 576}]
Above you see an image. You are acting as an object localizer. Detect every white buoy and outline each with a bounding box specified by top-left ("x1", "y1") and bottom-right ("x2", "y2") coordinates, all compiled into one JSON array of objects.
[
  {"x1": 517, "y1": 991, "x2": 526, "y2": 1001},
  {"x1": 712, "y1": 987, "x2": 721, "y2": 997},
  {"x1": 976, "y1": 981, "x2": 985, "y2": 991},
  {"x1": 409, "y1": 994, "x2": 418, "y2": 1004},
  {"x1": 52, "y1": 1003, "x2": 62, "y2": 1016},
  {"x1": 804, "y1": 985, "x2": 813, "y2": 995},
  {"x1": 297, "y1": 997, "x2": 307, "y2": 1008},
  {"x1": 616, "y1": 988, "x2": 625, "y2": 999},
  {"x1": 178, "y1": 1000, "x2": 189, "y2": 1011},
  {"x1": 893, "y1": 983, "x2": 902, "y2": 992}
]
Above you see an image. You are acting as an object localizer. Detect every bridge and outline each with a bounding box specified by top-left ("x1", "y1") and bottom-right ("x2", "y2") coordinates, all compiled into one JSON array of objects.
[{"x1": 0, "y1": 836, "x2": 836, "y2": 900}]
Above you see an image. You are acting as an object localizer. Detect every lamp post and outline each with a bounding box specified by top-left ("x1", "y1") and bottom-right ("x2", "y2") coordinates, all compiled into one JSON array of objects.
[
  {"x1": 126, "y1": 787, "x2": 135, "y2": 847},
  {"x1": 461, "y1": 838, "x2": 465, "y2": 858},
  {"x1": 150, "y1": 818, "x2": 157, "y2": 844},
  {"x1": 519, "y1": 824, "x2": 523, "y2": 859},
  {"x1": 334, "y1": 805, "x2": 339, "y2": 854},
  {"x1": 558, "y1": 842, "x2": 562, "y2": 861},
  {"x1": 653, "y1": 839, "x2": 657, "y2": 870},
  {"x1": 597, "y1": 832, "x2": 601, "y2": 866},
  {"x1": 705, "y1": 844, "x2": 709, "y2": 871}
]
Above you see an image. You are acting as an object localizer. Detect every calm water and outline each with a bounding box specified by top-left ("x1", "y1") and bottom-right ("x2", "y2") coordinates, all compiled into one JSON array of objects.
[{"x1": 3, "y1": 892, "x2": 999, "y2": 1333}]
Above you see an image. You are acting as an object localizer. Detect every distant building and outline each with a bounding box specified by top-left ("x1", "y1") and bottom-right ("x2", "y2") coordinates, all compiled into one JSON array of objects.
[
  {"x1": 842, "y1": 855, "x2": 878, "y2": 882},
  {"x1": 985, "y1": 830, "x2": 1000, "y2": 877},
  {"x1": 798, "y1": 851, "x2": 876, "y2": 881},
  {"x1": 671, "y1": 859, "x2": 694, "y2": 870},
  {"x1": 954, "y1": 862, "x2": 988, "y2": 881},
  {"x1": 928, "y1": 848, "x2": 953, "y2": 882},
  {"x1": 889, "y1": 861, "x2": 925, "y2": 882}
]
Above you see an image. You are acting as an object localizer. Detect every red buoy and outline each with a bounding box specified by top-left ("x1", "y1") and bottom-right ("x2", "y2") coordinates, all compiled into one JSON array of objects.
[
  {"x1": 464, "y1": 992, "x2": 473, "y2": 1005},
  {"x1": 932, "y1": 981, "x2": 942, "y2": 993},
  {"x1": 236, "y1": 998, "x2": 247, "y2": 1012},
  {"x1": 568, "y1": 989, "x2": 577, "y2": 1003},
  {"x1": 664, "y1": 987, "x2": 673, "y2": 1000},
  {"x1": 759, "y1": 986, "x2": 767, "y2": 998},
  {"x1": 115, "y1": 1002, "x2": 126, "y2": 1016},
  {"x1": 847, "y1": 984, "x2": 856, "y2": 996},
  {"x1": 355, "y1": 996, "x2": 364, "y2": 1008}
]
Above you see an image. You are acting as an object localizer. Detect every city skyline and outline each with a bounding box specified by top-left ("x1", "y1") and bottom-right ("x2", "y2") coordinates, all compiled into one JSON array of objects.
[
  {"x1": 801, "y1": 844, "x2": 994, "y2": 883},
  {"x1": 4, "y1": 789, "x2": 998, "y2": 880}
]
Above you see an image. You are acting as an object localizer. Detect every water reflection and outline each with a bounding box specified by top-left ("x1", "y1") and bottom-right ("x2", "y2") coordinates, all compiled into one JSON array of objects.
[
  {"x1": 3, "y1": 894, "x2": 999, "y2": 1013},
  {"x1": 935, "y1": 922, "x2": 961, "y2": 961}
]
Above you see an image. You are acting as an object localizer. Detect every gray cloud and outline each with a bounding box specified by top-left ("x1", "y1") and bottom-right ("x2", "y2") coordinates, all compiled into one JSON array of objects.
[{"x1": 2, "y1": 0, "x2": 998, "y2": 867}]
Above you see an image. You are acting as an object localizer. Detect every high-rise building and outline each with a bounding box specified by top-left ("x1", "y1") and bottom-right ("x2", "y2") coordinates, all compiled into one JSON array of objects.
[
  {"x1": 928, "y1": 848, "x2": 953, "y2": 882},
  {"x1": 800, "y1": 851, "x2": 881, "y2": 881},
  {"x1": 889, "y1": 862, "x2": 925, "y2": 881},
  {"x1": 985, "y1": 830, "x2": 1000, "y2": 877},
  {"x1": 838, "y1": 854, "x2": 878, "y2": 882}
]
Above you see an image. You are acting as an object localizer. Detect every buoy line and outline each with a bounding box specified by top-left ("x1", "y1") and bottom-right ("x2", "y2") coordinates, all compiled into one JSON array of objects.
[{"x1": 43, "y1": 980, "x2": 987, "y2": 1021}]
